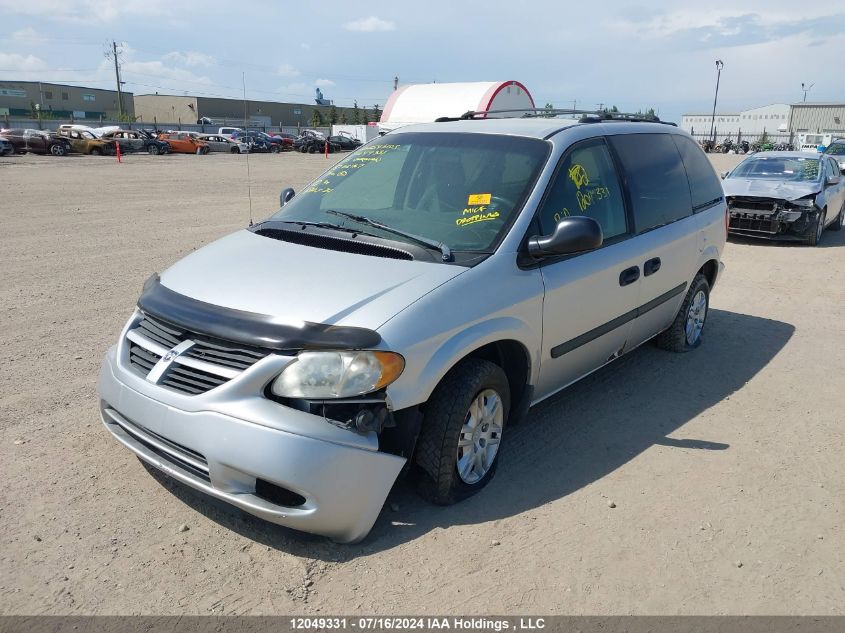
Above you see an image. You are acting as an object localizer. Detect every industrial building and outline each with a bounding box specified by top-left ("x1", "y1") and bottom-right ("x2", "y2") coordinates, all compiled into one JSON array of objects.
[
  {"x1": 681, "y1": 102, "x2": 844, "y2": 140},
  {"x1": 132, "y1": 93, "x2": 369, "y2": 128},
  {"x1": 0, "y1": 81, "x2": 133, "y2": 120}
]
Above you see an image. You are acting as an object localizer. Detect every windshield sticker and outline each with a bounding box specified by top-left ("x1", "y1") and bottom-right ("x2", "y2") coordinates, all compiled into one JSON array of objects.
[{"x1": 468, "y1": 193, "x2": 492, "y2": 206}]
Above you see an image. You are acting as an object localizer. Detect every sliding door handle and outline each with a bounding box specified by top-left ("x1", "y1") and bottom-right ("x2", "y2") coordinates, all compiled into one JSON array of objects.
[
  {"x1": 644, "y1": 257, "x2": 661, "y2": 276},
  {"x1": 619, "y1": 266, "x2": 640, "y2": 286}
]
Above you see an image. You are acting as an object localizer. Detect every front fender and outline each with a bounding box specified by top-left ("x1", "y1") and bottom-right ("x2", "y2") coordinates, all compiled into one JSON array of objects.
[{"x1": 385, "y1": 316, "x2": 539, "y2": 411}]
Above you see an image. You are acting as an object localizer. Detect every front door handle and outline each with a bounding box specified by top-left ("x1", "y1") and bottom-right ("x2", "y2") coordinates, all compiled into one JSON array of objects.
[
  {"x1": 619, "y1": 266, "x2": 640, "y2": 286},
  {"x1": 644, "y1": 257, "x2": 661, "y2": 276}
]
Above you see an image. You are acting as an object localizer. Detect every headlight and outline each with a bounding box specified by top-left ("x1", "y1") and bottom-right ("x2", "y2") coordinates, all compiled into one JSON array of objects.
[
  {"x1": 271, "y1": 351, "x2": 405, "y2": 399},
  {"x1": 788, "y1": 197, "x2": 815, "y2": 208}
]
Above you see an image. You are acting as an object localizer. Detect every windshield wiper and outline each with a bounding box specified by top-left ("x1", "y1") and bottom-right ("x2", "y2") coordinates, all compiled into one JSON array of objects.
[
  {"x1": 326, "y1": 210, "x2": 452, "y2": 261},
  {"x1": 271, "y1": 219, "x2": 363, "y2": 234}
]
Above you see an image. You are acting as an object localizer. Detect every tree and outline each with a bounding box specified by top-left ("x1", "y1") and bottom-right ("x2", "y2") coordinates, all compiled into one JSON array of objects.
[
  {"x1": 543, "y1": 102, "x2": 554, "y2": 117},
  {"x1": 310, "y1": 108, "x2": 323, "y2": 127},
  {"x1": 372, "y1": 104, "x2": 381, "y2": 121},
  {"x1": 340, "y1": 110, "x2": 348, "y2": 124},
  {"x1": 352, "y1": 100, "x2": 361, "y2": 124},
  {"x1": 362, "y1": 108, "x2": 370, "y2": 124},
  {"x1": 610, "y1": 105, "x2": 619, "y2": 113},
  {"x1": 328, "y1": 105, "x2": 338, "y2": 125}
]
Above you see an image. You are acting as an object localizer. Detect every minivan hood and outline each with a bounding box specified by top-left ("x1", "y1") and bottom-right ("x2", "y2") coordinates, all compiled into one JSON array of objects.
[
  {"x1": 723, "y1": 178, "x2": 820, "y2": 200},
  {"x1": 158, "y1": 229, "x2": 466, "y2": 330}
]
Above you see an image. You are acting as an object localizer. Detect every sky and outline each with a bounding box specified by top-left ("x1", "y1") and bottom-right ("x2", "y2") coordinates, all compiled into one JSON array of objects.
[{"x1": 0, "y1": 0, "x2": 843, "y2": 123}]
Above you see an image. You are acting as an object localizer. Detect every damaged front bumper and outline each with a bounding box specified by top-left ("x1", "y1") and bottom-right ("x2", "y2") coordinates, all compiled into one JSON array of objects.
[{"x1": 727, "y1": 196, "x2": 820, "y2": 241}]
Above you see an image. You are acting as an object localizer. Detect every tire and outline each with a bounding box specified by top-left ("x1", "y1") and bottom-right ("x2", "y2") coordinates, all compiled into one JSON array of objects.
[
  {"x1": 300, "y1": 145, "x2": 308, "y2": 153},
  {"x1": 230, "y1": 146, "x2": 240, "y2": 154},
  {"x1": 90, "y1": 147, "x2": 102, "y2": 156},
  {"x1": 147, "y1": 144, "x2": 160, "y2": 156},
  {"x1": 307, "y1": 145, "x2": 316, "y2": 154},
  {"x1": 50, "y1": 143, "x2": 67, "y2": 156},
  {"x1": 806, "y1": 209, "x2": 826, "y2": 246},
  {"x1": 200, "y1": 146, "x2": 210, "y2": 155},
  {"x1": 655, "y1": 273, "x2": 710, "y2": 353},
  {"x1": 830, "y1": 202, "x2": 843, "y2": 231},
  {"x1": 415, "y1": 358, "x2": 510, "y2": 505},
  {"x1": 270, "y1": 145, "x2": 280, "y2": 154}
]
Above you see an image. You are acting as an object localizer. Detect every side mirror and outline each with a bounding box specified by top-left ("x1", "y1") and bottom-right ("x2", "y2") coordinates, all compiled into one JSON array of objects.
[
  {"x1": 826, "y1": 175, "x2": 841, "y2": 186},
  {"x1": 720, "y1": 170, "x2": 729, "y2": 179},
  {"x1": 280, "y1": 187, "x2": 296, "y2": 207},
  {"x1": 527, "y1": 216, "x2": 603, "y2": 258}
]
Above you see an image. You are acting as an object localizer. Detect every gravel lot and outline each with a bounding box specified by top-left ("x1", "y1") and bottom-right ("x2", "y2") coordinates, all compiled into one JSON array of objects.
[{"x1": 1, "y1": 150, "x2": 843, "y2": 615}]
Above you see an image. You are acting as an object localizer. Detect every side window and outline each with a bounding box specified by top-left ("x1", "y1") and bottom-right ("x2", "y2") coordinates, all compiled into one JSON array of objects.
[
  {"x1": 610, "y1": 133, "x2": 693, "y2": 233},
  {"x1": 672, "y1": 135, "x2": 723, "y2": 211},
  {"x1": 537, "y1": 139, "x2": 628, "y2": 241},
  {"x1": 830, "y1": 158, "x2": 841, "y2": 177}
]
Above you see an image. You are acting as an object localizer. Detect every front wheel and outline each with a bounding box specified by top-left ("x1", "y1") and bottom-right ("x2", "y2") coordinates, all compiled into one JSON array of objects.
[
  {"x1": 50, "y1": 143, "x2": 67, "y2": 156},
  {"x1": 90, "y1": 147, "x2": 102, "y2": 156},
  {"x1": 230, "y1": 146, "x2": 240, "y2": 154},
  {"x1": 806, "y1": 209, "x2": 826, "y2": 246},
  {"x1": 270, "y1": 145, "x2": 280, "y2": 154},
  {"x1": 415, "y1": 358, "x2": 510, "y2": 505},
  {"x1": 655, "y1": 273, "x2": 710, "y2": 352},
  {"x1": 147, "y1": 144, "x2": 160, "y2": 155},
  {"x1": 829, "y1": 202, "x2": 843, "y2": 231}
]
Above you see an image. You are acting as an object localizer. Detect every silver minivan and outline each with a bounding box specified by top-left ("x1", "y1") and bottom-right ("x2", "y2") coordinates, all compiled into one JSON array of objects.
[{"x1": 98, "y1": 116, "x2": 727, "y2": 543}]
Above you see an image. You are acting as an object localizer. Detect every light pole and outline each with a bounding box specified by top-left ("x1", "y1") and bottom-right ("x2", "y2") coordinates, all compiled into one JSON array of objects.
[
  {"x1": 801, "y1": 82, "x2": 814, "y2": 103},
  {"x1": 709, "y1": 59, "x2": 724, "y2": 144}
]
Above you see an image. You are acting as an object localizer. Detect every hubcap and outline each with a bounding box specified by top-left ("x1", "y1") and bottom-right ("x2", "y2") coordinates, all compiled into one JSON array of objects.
[
  {"x1": 685, "y1": 290, "x2": 707, "y2": 345},
  {"x1": 817, "y1": 214, "x2": 825, "y2": 240},
  {"x1": 456, "y1": 389, "x2": 503, "y2": 484}
]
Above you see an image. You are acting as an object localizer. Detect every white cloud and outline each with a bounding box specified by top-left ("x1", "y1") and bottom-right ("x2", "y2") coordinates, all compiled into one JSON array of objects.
[
  {"x1": 122, "y1": 60, "x2": 213, "y2": 85},
  {"x1": 0, "y1": 0, "x2": 201, "y2": 22},
  {"x1": 343, "y1": 15, "x2": 395, "y2": 32},
  {"x1": 11, "y1": 27, "x2": 46, "y2": 43},
  {"x1": 0, "y1": 52, "x2": 48, "y2": 72},
  {"x1": 314, "y1": 78, "x2": 335, "y2": 88},
  {"x1": 277, "y1": 63, "x2": 300, "y2": 77},
  {"x1": 300, "y1": 43, "x2": 311, "y2": 50},
  {"x1": 162, "y1": 51, "x2": 215, "y2": 67}
]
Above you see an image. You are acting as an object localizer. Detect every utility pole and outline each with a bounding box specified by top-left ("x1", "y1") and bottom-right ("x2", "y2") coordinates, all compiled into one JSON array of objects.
[
  {"x1": 709, "y1": 59, "x2": 724, "y2": 143},
  {"x1": 393, "y1": 76, "x2": 399, "y2": 91},
  {"x1": 112, "y1": 41, "x2": 125, "y2": 119},
  {"x1": 801, "y1": 82, "x2": 814, "y2": 103}
]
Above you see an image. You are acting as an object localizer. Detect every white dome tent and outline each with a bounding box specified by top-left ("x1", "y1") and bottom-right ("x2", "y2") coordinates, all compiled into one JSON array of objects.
[{"x1": 378, "y1": 80, "x2": 535, "y2": 133}]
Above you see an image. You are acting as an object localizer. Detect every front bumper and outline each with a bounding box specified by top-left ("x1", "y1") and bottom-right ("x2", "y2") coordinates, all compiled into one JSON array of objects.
[
  {"x1": 728, "y1": 202, "x2": 819, "y2": 241},
  {"x1": 97, "y1": 346, "x2": 405, "y2": 543}
]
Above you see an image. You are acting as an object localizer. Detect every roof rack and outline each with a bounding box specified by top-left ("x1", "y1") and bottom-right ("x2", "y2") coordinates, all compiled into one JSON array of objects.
[{"x1": 435, "y1": 108, "x2": 676, "y2": 126}]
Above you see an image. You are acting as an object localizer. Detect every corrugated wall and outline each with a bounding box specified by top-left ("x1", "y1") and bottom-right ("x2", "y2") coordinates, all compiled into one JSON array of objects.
[{"x1": 790, "y1": 104, "x2": 845, "y2": 134}]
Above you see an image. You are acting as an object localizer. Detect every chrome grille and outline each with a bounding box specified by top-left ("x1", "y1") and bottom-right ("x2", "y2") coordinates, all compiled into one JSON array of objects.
[{"x1": 126, "y1": 313, "x2": 271, "y2": 395}]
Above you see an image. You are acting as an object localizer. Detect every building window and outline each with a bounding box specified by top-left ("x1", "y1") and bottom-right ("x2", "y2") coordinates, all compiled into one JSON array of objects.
[
  {"x1": 44, "y1": 90, "x2": 53, "y2": 99},
  {"x1": 83, "y1": 94, "x2": 95, "y2": 102},
  {"x1": 61, "y1": 92, "x2": 68, "y2": 100}
]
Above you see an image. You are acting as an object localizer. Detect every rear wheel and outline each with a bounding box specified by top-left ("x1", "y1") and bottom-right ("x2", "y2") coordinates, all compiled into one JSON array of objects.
[
  {"x1": 415, "y1": 358, "x2": 510, "y2": 505},
  {"x1": 147, "y1": 144, "x2": 160, "y2": 156},
  {"x1": 806, "y1": 209, "x2": 826, "y2": 246},
  {"x1": 655, "y1": 273, "x2": 710, "y2": 353}
]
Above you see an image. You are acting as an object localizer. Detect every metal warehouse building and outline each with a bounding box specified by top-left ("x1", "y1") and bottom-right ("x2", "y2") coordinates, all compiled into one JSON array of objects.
[
  {"x1": 133, "y1": 94, "x2": 366, "y2": 128},
  {"x1": 789, "y1": 103, "x2": 845, "y2": 135},
  {"x1": 0, "y1": 80, "x2": 133, "y2": 120}
]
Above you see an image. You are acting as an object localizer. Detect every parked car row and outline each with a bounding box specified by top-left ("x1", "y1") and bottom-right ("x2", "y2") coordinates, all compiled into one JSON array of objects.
[{"x1": 0, "y1": 126, "x2": 367, "y2": 158}]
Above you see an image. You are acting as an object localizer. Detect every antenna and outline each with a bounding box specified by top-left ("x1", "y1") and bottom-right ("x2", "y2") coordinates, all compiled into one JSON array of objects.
[{"x1": 242, "y1": 72, "x2": 254, "y2": 227}]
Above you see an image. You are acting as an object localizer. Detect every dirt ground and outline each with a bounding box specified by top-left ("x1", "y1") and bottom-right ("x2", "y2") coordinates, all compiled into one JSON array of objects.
[{"x1": 1, "y1": 149, "x2": 843, "y2": 615}]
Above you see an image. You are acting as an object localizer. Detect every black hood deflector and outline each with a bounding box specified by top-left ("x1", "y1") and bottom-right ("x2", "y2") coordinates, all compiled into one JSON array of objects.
[{"x1": 137, "y1": 274, "x2": 381, "y2": 352}]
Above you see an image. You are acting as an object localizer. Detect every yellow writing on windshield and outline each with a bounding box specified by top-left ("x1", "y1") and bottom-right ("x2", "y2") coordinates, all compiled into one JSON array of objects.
[{"x1": 456, "y1": 210, "x2": 500, "y2": 227}]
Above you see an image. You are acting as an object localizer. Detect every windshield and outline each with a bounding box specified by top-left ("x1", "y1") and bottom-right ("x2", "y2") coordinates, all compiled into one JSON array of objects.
[
  {"x1": 269, "y1": 132, "x2": 549, "y2": 253},
  {"x1": 729, "y1": 156, "x2": 821, "y2": 182},
  {"x1": 825, "y1": 143, "x2": 845, "y2": 156}
]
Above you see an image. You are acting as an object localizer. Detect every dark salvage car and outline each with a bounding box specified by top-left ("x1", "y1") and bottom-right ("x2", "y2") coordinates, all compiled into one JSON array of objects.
[{"x1": 722, "y1": 151, "x2": 845, "y2": 246}]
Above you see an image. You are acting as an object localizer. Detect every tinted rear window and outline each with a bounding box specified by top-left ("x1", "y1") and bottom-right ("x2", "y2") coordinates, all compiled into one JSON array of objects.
[
  {"x1": 610, "y1": 133, "x2": 693, "y2": 233},
  {"x1": 672, "y1": 135, "x2": 723, "y2": 211}
]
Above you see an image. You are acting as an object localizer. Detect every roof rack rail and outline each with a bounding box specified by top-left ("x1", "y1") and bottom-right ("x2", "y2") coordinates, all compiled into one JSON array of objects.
[{"x1": 435, "y1": 108, "x2": 676, "y2": 126}]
